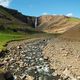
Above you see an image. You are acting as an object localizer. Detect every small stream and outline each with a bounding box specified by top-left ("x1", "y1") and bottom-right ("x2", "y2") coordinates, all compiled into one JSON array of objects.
[
  {"x1": 16, "y1": 39, "x2": 54, "y2": 80},
  {"x1": 1, "y1": 39, "x2": 62, "y2": 80}
]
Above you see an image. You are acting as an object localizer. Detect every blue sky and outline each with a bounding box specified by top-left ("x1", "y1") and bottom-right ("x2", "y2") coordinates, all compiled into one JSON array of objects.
[{"x1": 0, "y1": 0, "x2": 80, "y2": 17}]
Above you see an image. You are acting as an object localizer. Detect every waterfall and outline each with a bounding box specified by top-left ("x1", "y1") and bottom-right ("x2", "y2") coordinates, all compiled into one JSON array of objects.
[{"x1": 35, "y1": 17, "x2": 37, "y2": 28}]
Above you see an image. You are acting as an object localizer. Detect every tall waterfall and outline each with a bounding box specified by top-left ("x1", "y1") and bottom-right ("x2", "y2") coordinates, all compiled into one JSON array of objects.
[{"x1": 35, "y1": 17, "x2": 37, "y2": 28}]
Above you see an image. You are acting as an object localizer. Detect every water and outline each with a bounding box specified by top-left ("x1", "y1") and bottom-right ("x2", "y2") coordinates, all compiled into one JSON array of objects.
[
  {"x1": 35, "y1": 17, "x2": 38, "y2": 28},
  {"x1": 5, "y1": 39, "x2": 62, "y2": 80}
]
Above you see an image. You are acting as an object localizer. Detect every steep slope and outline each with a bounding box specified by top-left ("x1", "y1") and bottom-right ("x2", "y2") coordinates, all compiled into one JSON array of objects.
[
  {"x1": 36, "y1": 15, "x2": 80, "y2": 33},
  {"x1": 0, "y1": 5, "x2": 35, "y2": 33},
  {"x1": 60, "y1": 24, "x2": 80, "y2": 40},
  {"x1": 0, "y1": 6, "x2": 35, "y2": 26}
]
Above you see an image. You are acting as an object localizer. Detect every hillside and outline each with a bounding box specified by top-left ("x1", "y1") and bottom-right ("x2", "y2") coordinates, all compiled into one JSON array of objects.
[
  {"x1": 0, "y1": 5, "x2": 80, "y2": 34},
  {"x1": 0, "y1": 5, "x2": 36, "y2": 33},
  {"x1": 60, "y1": 24, "x2": 80, "y2": 40},
  {"x1": 36, "y1": 15, "x2": 80, "y2": 33}
]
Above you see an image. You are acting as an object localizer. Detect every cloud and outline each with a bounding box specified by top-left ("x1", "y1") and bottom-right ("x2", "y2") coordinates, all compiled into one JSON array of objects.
[
  {"x1": 52, "y1": 14, "x2": 57, "y2": 15},
  {"x1": 66, "y1": 13, "x2": 73, "y2": 17},
  {"x1": 42, "y1": 12, "x2": 48, "y2": 15},
  {"x1": 0, "y1": 0, "x2": 12, "y2": 7}
]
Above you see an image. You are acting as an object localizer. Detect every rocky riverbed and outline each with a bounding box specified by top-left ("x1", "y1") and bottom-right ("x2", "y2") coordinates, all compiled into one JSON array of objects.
[{"x1": 0, "y1": 38, "x2": 63, "y2": 80}]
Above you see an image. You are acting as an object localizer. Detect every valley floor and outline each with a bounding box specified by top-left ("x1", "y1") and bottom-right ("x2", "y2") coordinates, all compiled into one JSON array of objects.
[
  {"x1": 0, "y1": 38, "x2": 57, "y2": 80},
  {"x1": 0, "y1": 35, "x2": 80, "y2": 80}
]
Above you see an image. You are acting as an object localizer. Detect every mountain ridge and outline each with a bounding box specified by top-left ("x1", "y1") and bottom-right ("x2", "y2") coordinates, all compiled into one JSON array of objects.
[{"x1": 0, "y1": 5, "x2": 80, "y2": 34}]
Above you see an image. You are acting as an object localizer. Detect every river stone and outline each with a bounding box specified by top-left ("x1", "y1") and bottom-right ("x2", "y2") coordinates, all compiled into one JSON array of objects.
[{"x1": 4, "y1": 71, "x2": 14, "y2": 80}]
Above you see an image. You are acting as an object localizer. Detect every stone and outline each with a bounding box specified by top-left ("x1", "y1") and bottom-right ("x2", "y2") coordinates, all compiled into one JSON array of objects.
[
  {"x1": 77, "y1": 76, "x2": 80, "y2": 80},
  {"x1": 0, "y1": 73, "x2": 5, "y2": 80},
  {"x1": 26, "y1": 75, "x2": 34, "y2": 80},
  {"x1": 19, "y1": 74, "x2": 26, "y2": 80},
  {"x1": 14, "y1": 75, "x2": 17, "y2": 80},
  {"x1": 53, "y1": 72, "x2": 58, "y2": 76},
  {"x1": 4, "y1": 71, "x2": 14, "y2": 80}
]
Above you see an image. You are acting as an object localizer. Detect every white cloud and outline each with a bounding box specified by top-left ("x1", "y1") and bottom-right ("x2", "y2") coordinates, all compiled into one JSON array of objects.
[
  {"x1": 66, "y1": 13, "x2": 73, "y2": 17},
  {"x1": 52, "y1": 14, "x2": 57, "y2": 15},
  {"x1": 42, "y1": 12, "x2": 48, "y2": 15},
  {"x1": 0, "y1": 0, "x2": 12, "y2": 7}
]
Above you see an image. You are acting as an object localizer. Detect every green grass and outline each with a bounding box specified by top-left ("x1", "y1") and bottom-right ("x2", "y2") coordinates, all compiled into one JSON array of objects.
[
  {"x1": 0, "y1": 32, "x2": 29, "y2": 51},
  {"x1": 68, "y1": 17, "x2": 80, "y2": 22},
  {"x1": 0, "y1": 31, "x2": 59, "y2": 51}
]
